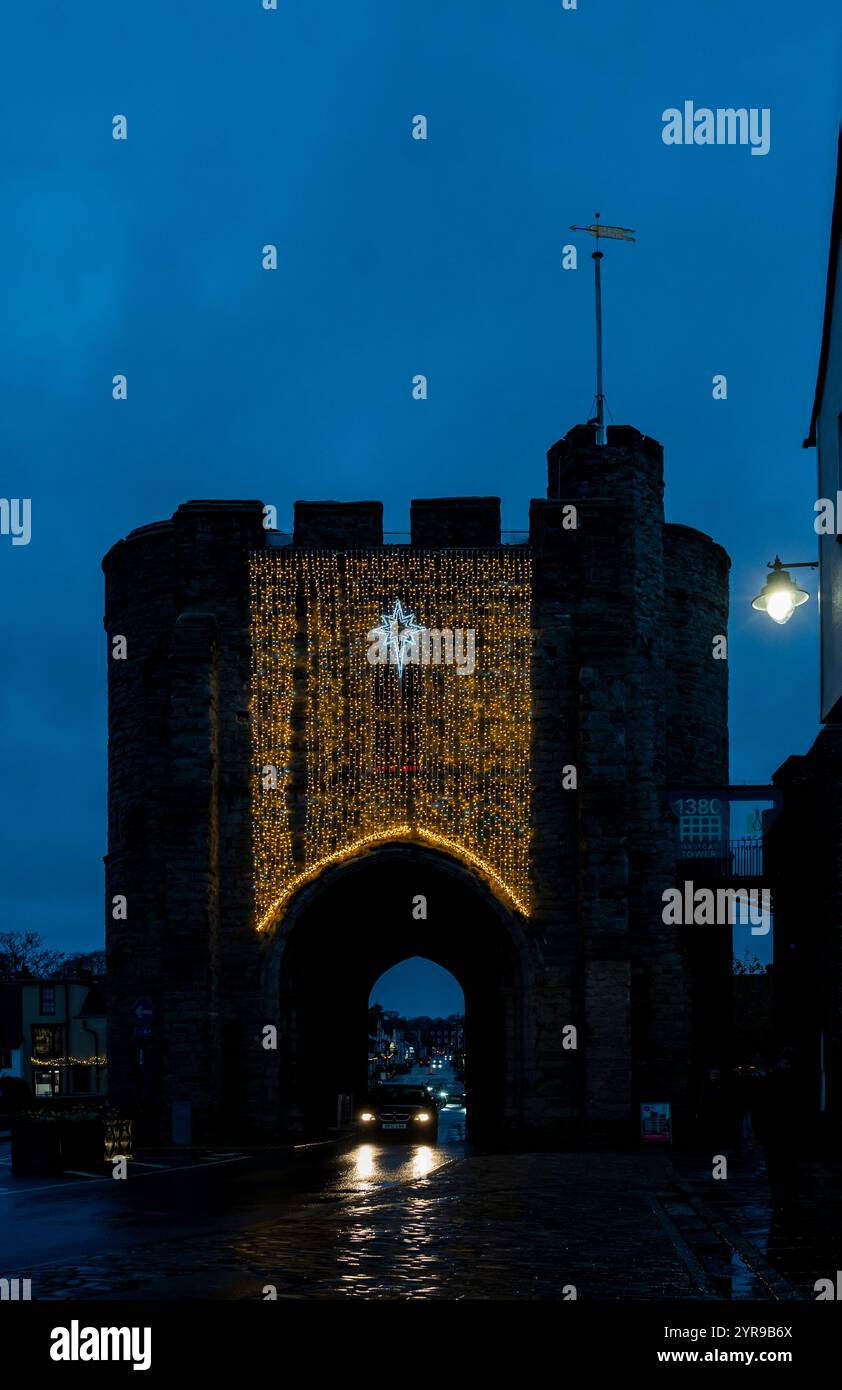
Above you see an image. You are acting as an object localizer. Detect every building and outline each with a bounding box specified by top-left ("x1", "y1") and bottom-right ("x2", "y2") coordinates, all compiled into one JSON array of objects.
[
  {"x1": 804, "y1": 128, "x2": 842, "y2": 725},
  {"x1": 422, "y1": 1019, "x2": 465, "y2": 1056},
  {"x1": 103, "y1": 422, "x2": 730, "y2": 1143},
  {"x1": 771, "y1": 131, "x2": 842, "y2": 1136},
  {"x1": 367, "y1": 1005, "x2": 388, "y2": 1085},
  {"x1": 0, "y1": 982, "x2": 23, "y2": 1082},
  {"x1": 13, "y1": 980, "x2": 107, "y2": 1100}
]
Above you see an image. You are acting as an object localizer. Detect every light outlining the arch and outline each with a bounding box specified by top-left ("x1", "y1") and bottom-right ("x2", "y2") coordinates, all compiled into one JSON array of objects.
[
  {"x1": 254, "y1": 824, "x2": 530, "y2": 932},
  {"x1": 249, "y1": 547, "x2": 533, "y2": 926}
]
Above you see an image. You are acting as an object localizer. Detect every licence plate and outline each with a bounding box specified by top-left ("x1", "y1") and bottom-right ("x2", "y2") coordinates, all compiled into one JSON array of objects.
[{"x1": 382, "y1": 1122, "x2": 407, "y2": 1130}]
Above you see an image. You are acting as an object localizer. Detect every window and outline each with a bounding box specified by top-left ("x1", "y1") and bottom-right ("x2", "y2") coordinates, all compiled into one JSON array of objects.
[
  {"x1": 32, "y1": 1027, "x2": 64, "y2": 1097},
  {"x1": 32, "y1": 1025, "x2": 63, "y2": 1059},
  {"x1": 70, "y1": 1065, "x2": 92, "y2": 1094},
  {"x1": 39, "y1": 985, "x2": 56, "y2": 1016},
  {"x1": 34, "y1": 1068, "x2": 61, "y2": 1099}
]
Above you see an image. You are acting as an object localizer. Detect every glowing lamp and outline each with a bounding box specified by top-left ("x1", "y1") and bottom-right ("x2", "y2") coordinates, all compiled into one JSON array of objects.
[{"x1": 751, "y1": 557, "x2": 811, "y2": 625}]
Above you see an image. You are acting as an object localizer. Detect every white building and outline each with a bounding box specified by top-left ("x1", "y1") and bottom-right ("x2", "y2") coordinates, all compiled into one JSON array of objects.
[{"x1": 804, "y1": 129, "x2": 842, "y2": 723}]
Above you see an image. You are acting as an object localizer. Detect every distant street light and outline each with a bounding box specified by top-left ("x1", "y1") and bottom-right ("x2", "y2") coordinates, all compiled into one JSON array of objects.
[{"x1": 751, "y1": 556, "x2": 817, "y2": 625}]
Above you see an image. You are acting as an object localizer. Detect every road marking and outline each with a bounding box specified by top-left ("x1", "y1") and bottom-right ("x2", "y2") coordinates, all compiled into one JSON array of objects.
[
  {"x1": 63, "y1": 1170, "x2": 104, "y2": 1179},
  {"x1": 0, "y1": 1153, "x2": 250, "y2": 1198},
  {"x1": 127, "y1": 1160, "x2": 170, "y2": 1168}
]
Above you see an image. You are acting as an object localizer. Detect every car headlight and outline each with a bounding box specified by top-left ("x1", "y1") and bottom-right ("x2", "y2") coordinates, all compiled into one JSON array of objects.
[
  {"x1": 415, "y1": 1112, "x2": 431, "y2": 1122},
  {"x1": 360, "y1": 1112, "x2": 376, "y2": 1122}
]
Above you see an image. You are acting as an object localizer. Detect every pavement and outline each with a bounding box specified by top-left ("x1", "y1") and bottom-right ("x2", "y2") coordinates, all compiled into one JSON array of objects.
[
  {"x1": 673, "y1": 1143, "x2": 842, "y2": 1301},
  {"x1": 2, "y1": 1066, "x2": 839, "y2": 1301},
  {"x1": 1, "y1": 1148, "x2": 696, "y2": 1301}
]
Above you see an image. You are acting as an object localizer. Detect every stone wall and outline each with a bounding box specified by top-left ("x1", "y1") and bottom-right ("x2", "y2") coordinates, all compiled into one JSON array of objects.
[{"x1": 663, "y1": 524, "x2": 730, "y2": 788}]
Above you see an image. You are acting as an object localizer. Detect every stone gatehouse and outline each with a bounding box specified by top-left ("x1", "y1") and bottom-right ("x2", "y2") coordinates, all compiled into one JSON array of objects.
[{"x1": 103, "y1": 423, "x2": 730, "y2": 1142}]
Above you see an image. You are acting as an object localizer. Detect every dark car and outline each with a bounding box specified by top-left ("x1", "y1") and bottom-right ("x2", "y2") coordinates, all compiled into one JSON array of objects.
[{"x1": 358, "y1": 1085, "x2": 439, "y2": 1142}]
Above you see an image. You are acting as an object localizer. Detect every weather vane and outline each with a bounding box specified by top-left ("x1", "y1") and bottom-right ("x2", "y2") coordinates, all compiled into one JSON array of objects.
[{"x1": 569, "y1": 213, "x2": 636, "y2": 446}]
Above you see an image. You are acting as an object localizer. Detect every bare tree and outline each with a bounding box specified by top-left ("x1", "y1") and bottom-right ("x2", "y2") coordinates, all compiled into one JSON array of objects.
[
  {"x1": 60, "y1": 949, "x2": 107, "y2": 978},
  {"x1": 0, "y1": 931, "x2": 67, "y2": 980}
]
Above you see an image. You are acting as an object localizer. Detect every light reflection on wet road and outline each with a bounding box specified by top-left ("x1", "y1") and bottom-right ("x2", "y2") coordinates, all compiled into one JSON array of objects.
[
  {"x1": 0, "y1": 1063, "x2": 468, "y2": 1273},
  {"x1": 297, "y1": 1065, "x2": 468, "y2": 1201}
]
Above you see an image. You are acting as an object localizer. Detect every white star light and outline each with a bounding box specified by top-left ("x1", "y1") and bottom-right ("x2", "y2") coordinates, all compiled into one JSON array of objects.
[{"x1": 373, "y1": 600, "x2": 423, "y2": 677}]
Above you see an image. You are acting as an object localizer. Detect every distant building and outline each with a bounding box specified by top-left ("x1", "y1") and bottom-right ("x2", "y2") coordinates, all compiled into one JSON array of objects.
[
  {"x1": 367, "y1": 1005, "x2": 388, "y2": 1085},
  {"x1": 424, "y1": 1020, "x2": 464, "y2": 1055},
  {"x1": 0, "y1": 982, "x2": 23, "y2": 1080},
  {"x1": 17, "y1": 980, "x2": 108, "y2": 1099}
]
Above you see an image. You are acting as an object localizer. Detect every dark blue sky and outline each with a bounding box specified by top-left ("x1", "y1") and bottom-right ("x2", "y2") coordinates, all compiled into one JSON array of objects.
[
  {"x1": 1, "y1": 2, "x2": 840, "y2": 962},
  {"x1": 371, "y1": 958, "x2": 465, "y2": 1019}
]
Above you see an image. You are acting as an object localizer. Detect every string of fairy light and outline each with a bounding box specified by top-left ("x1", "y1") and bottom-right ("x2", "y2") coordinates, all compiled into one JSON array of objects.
[
  {"x1": 31, "y1": 1056, "x2": 107, "y2": 1068},
  {"x1": 249, "y1": 547, "x2": 533, "y2": 927}
]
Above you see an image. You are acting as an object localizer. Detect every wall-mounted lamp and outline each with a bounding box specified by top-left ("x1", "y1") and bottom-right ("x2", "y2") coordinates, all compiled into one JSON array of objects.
[{"x1": 751, "y1": 556, "x2": 818, "y2": 625}]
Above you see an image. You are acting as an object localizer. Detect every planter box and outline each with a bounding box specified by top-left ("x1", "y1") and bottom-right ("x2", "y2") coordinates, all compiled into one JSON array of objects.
[
  {"x1": 11, "y1": 1115, "x2": 133, "y2": 1176},
  {"x1": 59, "y1": 1119, "x2": 107, "y2": 1170},
  {"x1": 11, "y1": 1121, "x2": 64, "y2": 1176}
]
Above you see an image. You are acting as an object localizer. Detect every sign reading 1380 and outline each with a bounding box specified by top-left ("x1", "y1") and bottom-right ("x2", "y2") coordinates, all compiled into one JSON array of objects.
[{"x1": 673, "y1": 798, "x2": 721, "y2": 815}]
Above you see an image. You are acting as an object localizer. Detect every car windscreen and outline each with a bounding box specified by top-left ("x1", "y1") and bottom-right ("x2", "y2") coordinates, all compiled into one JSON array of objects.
[{"x1": 372, "y1": 1088, "x2": 426, "y2": 1103}]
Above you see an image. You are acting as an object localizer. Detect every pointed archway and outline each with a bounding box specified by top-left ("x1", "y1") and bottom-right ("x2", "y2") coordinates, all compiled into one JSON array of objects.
[{"x1": 267, "y1": 844, "x2": 534, "y2": 1140}]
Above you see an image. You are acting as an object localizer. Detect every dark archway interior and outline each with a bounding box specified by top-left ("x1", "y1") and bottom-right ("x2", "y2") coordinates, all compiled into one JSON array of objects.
[{"x1": 278, "y1": 848, "x2": 520, "y2": 1140}]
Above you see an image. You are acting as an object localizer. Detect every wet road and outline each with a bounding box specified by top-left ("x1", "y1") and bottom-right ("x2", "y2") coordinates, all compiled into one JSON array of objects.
[{"x1": 0, "y1": 1063, "x2": 467, "y2": 1274}]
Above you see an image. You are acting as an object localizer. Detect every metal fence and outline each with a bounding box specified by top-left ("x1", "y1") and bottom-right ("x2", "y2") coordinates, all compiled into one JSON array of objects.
[
  {"x1": 265, "y1": 531, "x2": 531, "y2": 547},
  {"x1": 677, "y1": 837, "x2": 764, "y2": 878}
]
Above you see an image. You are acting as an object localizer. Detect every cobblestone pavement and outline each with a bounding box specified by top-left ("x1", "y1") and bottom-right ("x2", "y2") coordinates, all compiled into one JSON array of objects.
[
  {"x1": 674, "y1": 1142, "x2": 842, "y2": 1300},
  {"x1": 16, "y1": 1150, "x2": 744, "y2": 1301}
]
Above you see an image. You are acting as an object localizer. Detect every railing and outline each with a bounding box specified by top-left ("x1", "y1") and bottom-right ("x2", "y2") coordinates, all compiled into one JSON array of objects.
[
  {"x1": 676, "y1": 837, "x2": 764, "y2": 878},
  {"x1": 265, "y1": 531, "x2": 531, "y2": 547}
]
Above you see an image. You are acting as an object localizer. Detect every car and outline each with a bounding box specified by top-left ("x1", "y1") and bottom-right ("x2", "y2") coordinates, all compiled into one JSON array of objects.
[{"x1": 358, "y1": 1085, "x2": 439, "y2": 1142}]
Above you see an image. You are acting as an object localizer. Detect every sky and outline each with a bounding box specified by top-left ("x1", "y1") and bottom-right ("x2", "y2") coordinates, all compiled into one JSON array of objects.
[
  {"x1": 370, "y1": 958, "x2": 465, "y2": 1019},
  {"x1": 1, "y1": 2, "x2": 840, "y2": 987}
]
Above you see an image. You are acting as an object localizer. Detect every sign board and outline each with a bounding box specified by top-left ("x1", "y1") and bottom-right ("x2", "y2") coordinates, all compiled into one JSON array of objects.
[
  {"x1": 640, "y1": 1101, "x2": 672, "y2": 1145},
  {"x1": 171, "y1": 1100, "x2": 192, "y2": 1147},
  {"x1": 134, "y1": 997, "x2": 154, "y2": 1039}
]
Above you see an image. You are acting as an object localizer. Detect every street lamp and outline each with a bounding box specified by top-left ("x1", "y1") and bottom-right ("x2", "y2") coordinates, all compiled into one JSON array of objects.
[{"x1": 751, "y1": 556, "x2": 817, "y2": 625}]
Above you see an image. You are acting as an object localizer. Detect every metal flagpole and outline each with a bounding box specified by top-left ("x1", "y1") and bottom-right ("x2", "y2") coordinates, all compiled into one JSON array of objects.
[
  {"x1": 593, "y1": 243, "x2": 605, "y2": 445},
  {"x1": 569, "y1": 213, "x2": 636, "y2": 448}
]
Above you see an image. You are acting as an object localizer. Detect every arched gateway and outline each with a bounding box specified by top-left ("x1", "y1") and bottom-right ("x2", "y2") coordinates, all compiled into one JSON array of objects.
[
  {"x1": 103, "y1": 425, "x2": 730, "y2": 1143},
  {"x1": 265, "y1": 845, "x2": 533, "y2": 1139}
]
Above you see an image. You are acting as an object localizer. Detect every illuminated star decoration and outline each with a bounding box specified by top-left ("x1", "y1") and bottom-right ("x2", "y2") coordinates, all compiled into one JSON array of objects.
[{"x1": 373, "y1": 600, "x2": 423, "y2": 677}]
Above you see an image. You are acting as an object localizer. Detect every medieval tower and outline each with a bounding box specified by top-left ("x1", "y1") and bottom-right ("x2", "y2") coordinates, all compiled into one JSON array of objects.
[{"x1": 103, "y1": 423, "x2": 729, "y2": 1142}]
